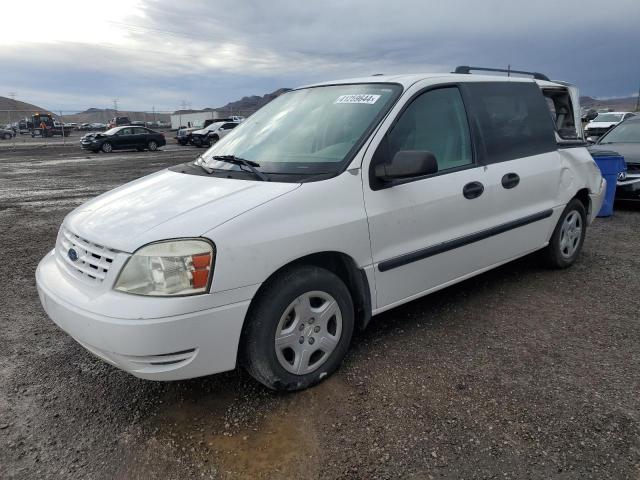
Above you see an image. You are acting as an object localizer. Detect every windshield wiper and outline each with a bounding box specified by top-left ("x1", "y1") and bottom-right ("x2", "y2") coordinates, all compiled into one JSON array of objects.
[{"x1": 211, "y1": 155, "x2": 270, "y2": 181}]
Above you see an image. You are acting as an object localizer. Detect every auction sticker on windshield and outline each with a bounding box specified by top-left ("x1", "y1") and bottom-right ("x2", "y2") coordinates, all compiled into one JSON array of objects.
[{"x1": 334, "y1": 94, "x2": 381, "y2": 104}]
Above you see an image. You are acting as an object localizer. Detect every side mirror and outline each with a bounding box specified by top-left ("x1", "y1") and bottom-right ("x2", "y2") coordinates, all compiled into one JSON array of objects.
[{"x1": 375, "y1": 150, "x2": 438, "y2": 181}]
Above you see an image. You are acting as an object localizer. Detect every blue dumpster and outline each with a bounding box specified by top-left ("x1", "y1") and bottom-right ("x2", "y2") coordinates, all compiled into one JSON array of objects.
[{"x1": 589, "y1": 150, "x2": 626, "y2": 217}]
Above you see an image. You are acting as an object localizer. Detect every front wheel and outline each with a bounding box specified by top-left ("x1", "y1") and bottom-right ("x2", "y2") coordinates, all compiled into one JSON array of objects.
[
  {"x1": 241, "y1": 265, "x2": 354, "y2": 391},
  {"x1": 543, "y1": 198, "x2": 587, "y2": 269},
  {"x1": 101, "y1": 142, "x2": 113, "y2": 153}
]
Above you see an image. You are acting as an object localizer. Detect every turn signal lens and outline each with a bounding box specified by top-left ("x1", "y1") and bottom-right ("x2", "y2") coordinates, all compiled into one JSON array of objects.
[{"x1": 114, "y1": 239, "x2": 214, "y2": 296}]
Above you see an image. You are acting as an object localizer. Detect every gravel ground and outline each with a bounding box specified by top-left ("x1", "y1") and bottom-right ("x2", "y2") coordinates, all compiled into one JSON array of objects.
[{"x1": 1, "y1": 145, "x2": 639, "y2": 479}]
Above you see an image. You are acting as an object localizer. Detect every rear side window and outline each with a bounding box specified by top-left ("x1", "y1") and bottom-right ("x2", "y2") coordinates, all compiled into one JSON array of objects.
[{"x1": 467, "y1": 82, "x2": 556, "y2": 163}]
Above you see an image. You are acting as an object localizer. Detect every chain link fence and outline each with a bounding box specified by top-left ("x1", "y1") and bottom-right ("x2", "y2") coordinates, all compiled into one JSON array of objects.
[{"x1": 0, "y1": 108, "x2": 258, "y2": 149}]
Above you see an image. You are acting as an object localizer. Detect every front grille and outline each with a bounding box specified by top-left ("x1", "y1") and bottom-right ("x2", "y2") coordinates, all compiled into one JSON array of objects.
[
  {"x1": 627, "y1": 163, "x2": 640, "y2": 173},
  {"x1": 57, "y1": 227, "x2": 116, "y2": 283}
]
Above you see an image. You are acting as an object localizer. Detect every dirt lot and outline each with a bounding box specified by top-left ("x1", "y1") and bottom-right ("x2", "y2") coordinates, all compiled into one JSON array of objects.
[{"x1": 0, "y1": 144, "x2": 639, "y2": 479}]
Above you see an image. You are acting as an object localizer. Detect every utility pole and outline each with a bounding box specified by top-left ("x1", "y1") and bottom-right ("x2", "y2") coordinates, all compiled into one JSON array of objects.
[
  {"x1": 9, "y1": 92, "x2": 17, "y2": 123},
  {"x1": 112, "y1": 98, "x2": 119, "y2": 115},
  {"x1": 635, "y1": 82, "x2": 640, "y2": 112},
  {"x1": 152, "y1": 105, "x2": 156, "y2": 123},
  {"x1": 179, "y1": 100, "x2": 187, "y2": 128}
]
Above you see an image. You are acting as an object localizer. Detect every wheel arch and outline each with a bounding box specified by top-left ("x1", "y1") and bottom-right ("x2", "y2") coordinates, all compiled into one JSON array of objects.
[
  {"x1": 240, "y1": 251, "x2": 373, "y2": 346},
  {"x1": 574, "y1": 187, "x2": 591, "y2": 218}
]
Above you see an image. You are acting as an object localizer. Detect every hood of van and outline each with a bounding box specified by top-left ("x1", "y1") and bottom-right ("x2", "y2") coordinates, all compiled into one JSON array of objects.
[{"x1": 64, "y1": 169, "x2": 300, "y2": 252}]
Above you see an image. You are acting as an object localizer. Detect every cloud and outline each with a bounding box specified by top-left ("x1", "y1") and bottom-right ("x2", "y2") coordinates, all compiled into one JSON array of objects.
[{"x1": 1, "y1": 0, "x2": 639, "y2": 111}]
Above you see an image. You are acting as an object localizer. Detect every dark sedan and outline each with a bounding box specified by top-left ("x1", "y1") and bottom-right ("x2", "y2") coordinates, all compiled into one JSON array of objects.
[
  {"x1": 81, "y1": 126, "x2": 166, "y2": 153},
  {"x1": 589, "y1": 116, "x2": 640, "y2": 200}
]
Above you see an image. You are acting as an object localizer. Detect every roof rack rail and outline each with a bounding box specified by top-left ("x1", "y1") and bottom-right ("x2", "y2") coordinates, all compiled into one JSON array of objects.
[{"x1": 453, "y1": 66, "x2": 550, "y2": 82}]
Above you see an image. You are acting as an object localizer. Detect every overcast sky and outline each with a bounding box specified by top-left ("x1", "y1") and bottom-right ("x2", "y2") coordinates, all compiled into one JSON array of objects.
[{"x1": 1, "y1": 0, "x2": 639, "y2": 112}]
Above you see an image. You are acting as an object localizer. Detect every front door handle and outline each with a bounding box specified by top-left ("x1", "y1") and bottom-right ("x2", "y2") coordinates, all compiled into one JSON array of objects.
[
  {"x1": 501, "y1": 172, "x2": 520, "y2": 189},
  {"x1": 463, "y1": 181, "x2": 484, "y2": 199}
]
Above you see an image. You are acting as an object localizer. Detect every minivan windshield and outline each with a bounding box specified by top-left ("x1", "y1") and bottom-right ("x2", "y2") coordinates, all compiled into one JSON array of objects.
[
  {"x1": 599, "y1": 121, "x2": 640, "y2": 144},
  {"x1": 201, "y1": 83, "x2": 402, "y2": 176}
]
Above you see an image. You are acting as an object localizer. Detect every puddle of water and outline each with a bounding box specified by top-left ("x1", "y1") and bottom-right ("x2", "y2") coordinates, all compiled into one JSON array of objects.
[{"x1": 206, "y1": 397, "x2": 319, "y2": 479}]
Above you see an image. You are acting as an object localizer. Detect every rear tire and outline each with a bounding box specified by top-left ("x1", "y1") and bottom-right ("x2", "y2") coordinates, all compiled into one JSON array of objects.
[
  {"x1": 147, "y1": 140, "x2": 158, "y2": 151},
  {"x1": 241, "y1": 265, "x2": 354, "y2": 391},
  {"x1": 543, "y1": 198, "x2": 587, "y2": 269},
  {"x1": 3, "y1": 133, "x2": 10, "y2": 140}
]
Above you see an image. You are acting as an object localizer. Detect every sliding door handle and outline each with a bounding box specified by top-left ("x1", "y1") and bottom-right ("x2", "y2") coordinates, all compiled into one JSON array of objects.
[{"x1": 501, "y1": 172, "x2": 520, "y2": 189}]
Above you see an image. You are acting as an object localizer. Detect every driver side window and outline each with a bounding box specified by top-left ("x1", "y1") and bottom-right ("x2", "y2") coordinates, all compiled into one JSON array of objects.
[{"x1": 387, "y1": 87, "x2": 473, "y2": 171}]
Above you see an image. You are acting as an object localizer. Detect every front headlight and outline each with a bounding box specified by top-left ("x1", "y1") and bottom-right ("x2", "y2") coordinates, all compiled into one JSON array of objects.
[{"x1": 114, "y1": 239, "x2": 214, "y2": 296}]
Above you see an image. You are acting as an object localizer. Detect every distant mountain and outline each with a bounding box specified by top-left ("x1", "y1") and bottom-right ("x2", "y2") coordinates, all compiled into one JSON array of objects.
[
  {"x1": 62, "y1": 108, "x2": 170, "y2": 124},
  {"x1": 173, "y1": 88, "x2": 292, "y2": 116},
  {"x1": 218, "y1": 88, "x2": 292, "y2": 111},
  {"x1": 0, "y1": 96, "x2": 51, "y2": 123},
  {"x1": 580, "y1": 95, "x2": 639, "y2": 112}
]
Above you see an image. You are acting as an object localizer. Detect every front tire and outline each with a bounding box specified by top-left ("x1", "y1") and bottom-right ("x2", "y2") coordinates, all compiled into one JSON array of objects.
[
  {"x1": 101, "y1": 142, "x2": 113, "y2": 153},
  {"x1": 543, "y1": 198, "x2": 587, "y2": 268},
  {"x1": 241, "y1": 265, "x2": 354, "y2": 391}
]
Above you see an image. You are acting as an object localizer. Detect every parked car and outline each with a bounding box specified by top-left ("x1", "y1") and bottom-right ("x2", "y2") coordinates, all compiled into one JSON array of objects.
[
  {"x1": 581, "y1": 108, "x2": 598, "y2": 123},
  {"x1": 18, "y1": 119, "x2": 33, "y2": 134},
  {"x1": 80, "y1": 126, "x2": 166, "y2": 153},
  {"x1": 108, "y1": 116, "x2": 131, "y2": 129},
  {"x1": 189, "y1": 121, "x2": 238, "y2": 147},
  {"x1": 175, "y1": 118, "x2": 237, "y2": 145},
  {"x1": 589, "y1": 116, "x2": 640, "y2": 200},
  {"x1": 89, "y1": 122, "x2": 107, "y2": 131},
  {"x1": 1, "y1": 127, "x2": 15, "y2": 139},
  {"x1": 37, "y1": 68, "x2": 604, "y2": 391},
  {"x1": 584, "y1": 112, "x2": 636, "y2": 140}
]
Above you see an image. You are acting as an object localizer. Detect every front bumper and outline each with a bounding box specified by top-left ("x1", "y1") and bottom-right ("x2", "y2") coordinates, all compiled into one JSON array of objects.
[
  {"x1": 36, "y1": 249, "x2": 252, "y2": 380},
  {"x1": 616, "y1": 174, "x2": 640, "y2": 200}
]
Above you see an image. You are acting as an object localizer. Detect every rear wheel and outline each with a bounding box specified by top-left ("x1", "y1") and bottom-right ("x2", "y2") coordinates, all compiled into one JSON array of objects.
[
  {"x1": 543, "y1": 198, "x2": 587, "y2": 268},
  {"x1": 147, "y1": 140, "x2": 158, "y2": 151},
  {"x1": 241, "y1": 265, "x2": 354, "y2": 391},
  {"x1": 101, "y1": 142, "x2": 113, "y2": 153},
  {"x1": 3, "y1": 133, "x2": 10, "y2": 140}
]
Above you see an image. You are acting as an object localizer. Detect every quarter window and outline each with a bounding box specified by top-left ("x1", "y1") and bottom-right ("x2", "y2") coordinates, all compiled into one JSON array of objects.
[
  {"x1": 467, "y1": 82, "x2": 556, "y2": 163},
  {"x1": 386, "y1": 87, "x2": 473, "y2": 171}
]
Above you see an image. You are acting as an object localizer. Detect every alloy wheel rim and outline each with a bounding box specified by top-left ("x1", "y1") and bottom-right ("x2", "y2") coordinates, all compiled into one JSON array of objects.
[
  {"x1": 274, "y1": 291, "x2": 342, "y2": 375},
  {"x1": 559, "y1": 210, "x2": 582, "y2": 259},
  {"x1": 149, "y1": 142, "x2": 157, "y2": 150},
  {"x1": 103, "y1": 143, "x2": 112, "y2": 152}
]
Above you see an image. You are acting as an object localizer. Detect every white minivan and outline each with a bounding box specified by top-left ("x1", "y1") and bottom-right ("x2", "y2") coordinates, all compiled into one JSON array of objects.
[{"x1": 37, "y1": 68, "x2": 605, "y2": 391}]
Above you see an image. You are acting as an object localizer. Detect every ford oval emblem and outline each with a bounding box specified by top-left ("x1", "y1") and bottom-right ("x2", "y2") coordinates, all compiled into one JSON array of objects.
[{"x1": 68, "y1": 248, "x2": 78, "y2": 262}]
